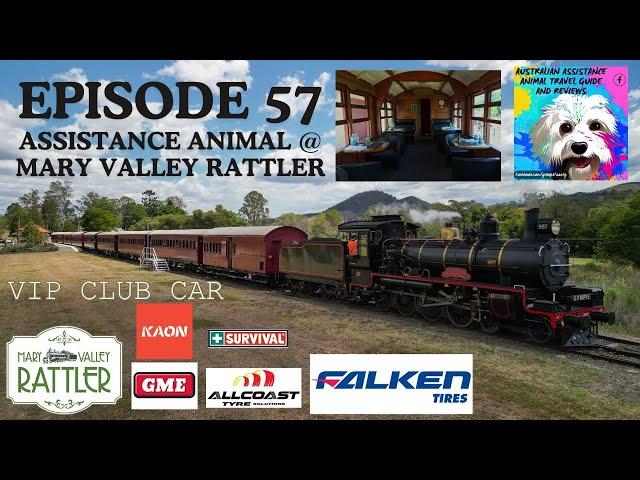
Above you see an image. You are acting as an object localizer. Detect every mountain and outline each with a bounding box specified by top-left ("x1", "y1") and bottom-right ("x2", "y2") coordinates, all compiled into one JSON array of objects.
[
  {"x1": 324, "y1": 190, "x2": 442, "y2": 220},
  {"x1": 316, "y1": 183, "x2": 640, "y2": 221}
]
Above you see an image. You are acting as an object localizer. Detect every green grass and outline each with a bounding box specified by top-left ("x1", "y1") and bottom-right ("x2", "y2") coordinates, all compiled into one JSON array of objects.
[{"x1": 571, "y1": 260, "x2": 640, "y2": 337}]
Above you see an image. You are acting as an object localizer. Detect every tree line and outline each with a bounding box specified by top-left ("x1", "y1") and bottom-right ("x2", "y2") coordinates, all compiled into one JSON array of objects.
[{"x1": 2, "y1": 183, "x2": 638, "y2": 267}]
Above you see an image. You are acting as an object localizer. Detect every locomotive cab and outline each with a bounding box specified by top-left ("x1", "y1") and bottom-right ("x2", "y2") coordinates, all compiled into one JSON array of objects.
[{"x1": 338, "y1": 215, "x2": 419, "y2": 285}]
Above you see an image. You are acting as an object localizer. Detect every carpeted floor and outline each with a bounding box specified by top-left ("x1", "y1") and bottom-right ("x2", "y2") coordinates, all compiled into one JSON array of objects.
[{"x1": 384, "y1": 136, "x2": 453, "y2": 181}]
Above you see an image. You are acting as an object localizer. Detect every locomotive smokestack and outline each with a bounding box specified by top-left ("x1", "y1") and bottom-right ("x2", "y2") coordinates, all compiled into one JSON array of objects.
[{"x1": 524, "y1": 208, "x2": 539, "y2": 242}]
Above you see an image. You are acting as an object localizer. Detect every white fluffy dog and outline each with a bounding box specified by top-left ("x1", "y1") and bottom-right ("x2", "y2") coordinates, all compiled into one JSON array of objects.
[{"x1": 531, "y1": 94, "x2": 617, "y2": 180}]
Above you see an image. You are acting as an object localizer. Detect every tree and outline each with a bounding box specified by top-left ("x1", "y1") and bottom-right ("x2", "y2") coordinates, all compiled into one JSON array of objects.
[
  {"x1": 21, "y1": 222, "x2": 44, "y2": 247},
  {"x1": 165, "y1": 196, "x2": 186, "y2": 210},
  {"x1": 239, "y1": 191, "x2": 269, "y2": 225},
  {"x1": 120, "y1": 201, "x2": 147, "y2": 230},
  {"x1": 595, "y1": 194, "x2": 640, "y2": 266},
  {"x1": 19, "y1": 189, "x2": 43, "y2": 226},
  {"x1": 323, "y1": 208, "x2": 344, "y2": 230},
  {"x1": 81, "y1": 208, "x2": 120, "y2": 231},
  {"x1": 448, "y1": 200, "x2": 489, "y2": 227},
  {"x1": 309, "y1": 213, "x2": 331, "y2": 237},
  {"x1": 495, "y1": 206, "x2": 524, "y2": 238},
  {"x1": 141, "y1": 190, "x2": 161, "y2": 216},
  {"x1": 5, "y1": 203, "x2": 31, "y2": 234},
  {"x1": 275, "y1": 212, "x2": 309, "y2": 231},
  {"x1": 42, "y1": 180, "x2": 74, "y2": 232}
]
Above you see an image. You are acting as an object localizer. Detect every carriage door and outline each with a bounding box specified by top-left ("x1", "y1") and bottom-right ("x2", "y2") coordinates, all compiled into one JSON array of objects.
[
  {"x1": 114, "y1": 235, "x2": 119, "y2": 254},
  {"x1": 270, "y1": 240, "x2": 281, "y2": 273},
  {"x1": 197, "y1": 236, "x2": 204, "y2": 265},
  {"x1": 227, "y1": 236, "x2": 233, "y2": 268}
]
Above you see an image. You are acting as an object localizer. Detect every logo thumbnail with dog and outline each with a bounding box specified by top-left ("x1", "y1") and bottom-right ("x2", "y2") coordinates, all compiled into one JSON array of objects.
[
  {"x1": 206, "y1": 368, "x2": 301, "y2": 408},
  {"x1": 136, "y1": 303, "x2": 193, "y2": 360},
  {"x1": 131, "y1": 362, "x2": 197, "y2": 410},
  {"x1": 514, "y1": 65, "x2": 628, "y2": 181},
  {"x1": 310, "y1": 354, "x2": 473, "y2": 414},
  {"x1": 6, "y1": 326, "x2": 122, "y2": 415}
]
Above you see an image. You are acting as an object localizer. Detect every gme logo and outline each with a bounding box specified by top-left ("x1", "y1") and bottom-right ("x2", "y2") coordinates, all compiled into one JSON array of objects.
[
  {"x1": 131, "y1": 362, "x2": 198, "y2": 410},
  {"x1": 136, "y1": 304, "x2": 192, "y2": 360},
  {"x1": 310, "y1": 354, "x2": 473, "y2": 415},
  {"x1": 133, "y1": 372, "x2": 196, "y2": 398}
]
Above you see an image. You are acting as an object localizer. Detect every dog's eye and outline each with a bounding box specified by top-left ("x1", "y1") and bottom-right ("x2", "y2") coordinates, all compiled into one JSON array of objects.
[
  {"x1": 589, "y1": 121, "x2": 602, "y2": 131},
  {"x1": 559, "y1": 123, "x2": 573, "y2": 134}
]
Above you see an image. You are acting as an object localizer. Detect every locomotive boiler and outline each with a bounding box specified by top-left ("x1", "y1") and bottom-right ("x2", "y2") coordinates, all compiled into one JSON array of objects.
[{"x1": 384, "y1": 208, "x2": 570, "y2": 292}]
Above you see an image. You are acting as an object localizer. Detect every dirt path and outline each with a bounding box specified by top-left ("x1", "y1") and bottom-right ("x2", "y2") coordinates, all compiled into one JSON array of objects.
[{"x1": 1, "y1": 250, "x2": 639, "y2": 420}]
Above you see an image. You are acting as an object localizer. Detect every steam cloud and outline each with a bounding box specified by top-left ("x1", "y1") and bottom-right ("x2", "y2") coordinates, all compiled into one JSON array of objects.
[{"x1": 376, "y1": 202, "x2": 461, "y2": 224}]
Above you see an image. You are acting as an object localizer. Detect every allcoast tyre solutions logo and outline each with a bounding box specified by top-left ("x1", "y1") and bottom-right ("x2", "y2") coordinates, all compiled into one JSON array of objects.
[
  {"x1": 310, "y1": 354, "x2": 473, "y2": 415},
  {"x1": 206, "y1": 368, "x2": 301, "y2": 408},
  {"x1": 6, "y1": 326, "x2": 122, "y2": 415}
]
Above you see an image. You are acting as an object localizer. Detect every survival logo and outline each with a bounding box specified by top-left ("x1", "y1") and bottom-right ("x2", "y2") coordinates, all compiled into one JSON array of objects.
[{"x1": 6, "y1": 326, "x2": 122, "y2": 415}]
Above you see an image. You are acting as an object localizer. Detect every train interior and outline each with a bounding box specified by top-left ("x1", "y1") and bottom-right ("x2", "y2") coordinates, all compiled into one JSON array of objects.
[{"x1": 336, "y1": 70, "x2": 502, "y2": 181}]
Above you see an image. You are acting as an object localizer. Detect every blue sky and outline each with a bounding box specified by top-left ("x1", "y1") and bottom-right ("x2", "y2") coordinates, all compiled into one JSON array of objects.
[{"x1": 0, "y1": 60, "x2": 638, "y2": 216}]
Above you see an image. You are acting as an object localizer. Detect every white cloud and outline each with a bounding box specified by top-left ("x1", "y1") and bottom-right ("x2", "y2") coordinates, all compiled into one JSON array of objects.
[
  {"x1": 424, "y1": 60, "x2": 553, "y2": 84},
  {"x1": 0, "y1": 100, "x2": 46, "y2": 159},
  {"x1": 51, "y1": 67, "x2": 88, "y2": 83},
  {"x1": 259, "y1": 71, "x2": 331, "y2": 119},
  {"x1": 156, "y1": 60, "x2": 252, "y2": 88}
]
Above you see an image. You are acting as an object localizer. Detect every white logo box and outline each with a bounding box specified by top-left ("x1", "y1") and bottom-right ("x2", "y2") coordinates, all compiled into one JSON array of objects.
[
  {"x1": 310, "y1": 354, "x2": 473, "y2": 415},
  {"x1": 131, "y1": 362, "x2": 198, "y2": 410},
  {"x1": 206, "y1": 368, "x2": 301, "y2": 409}
]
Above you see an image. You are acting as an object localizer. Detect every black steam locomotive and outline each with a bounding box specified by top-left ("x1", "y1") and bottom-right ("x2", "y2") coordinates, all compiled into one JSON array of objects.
[{"x1": 280, "y1": 208, "x2": 614, "y2": 345}]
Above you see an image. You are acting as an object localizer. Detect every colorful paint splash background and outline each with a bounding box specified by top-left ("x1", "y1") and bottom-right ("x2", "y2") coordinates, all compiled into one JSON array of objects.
[{"x1": 514, "y1": 65, "x2": 628, "y2": 180}]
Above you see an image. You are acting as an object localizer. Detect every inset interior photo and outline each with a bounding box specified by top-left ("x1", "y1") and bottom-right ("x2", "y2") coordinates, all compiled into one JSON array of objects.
[{"x1": 335, "y1": 70, "x2": 501, "y2": 181}]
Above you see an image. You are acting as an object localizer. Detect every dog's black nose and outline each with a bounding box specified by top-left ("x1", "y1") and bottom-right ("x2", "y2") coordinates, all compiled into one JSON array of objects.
[{"x1": 571, "y1": 142, "x2": 588, "y2": 155}]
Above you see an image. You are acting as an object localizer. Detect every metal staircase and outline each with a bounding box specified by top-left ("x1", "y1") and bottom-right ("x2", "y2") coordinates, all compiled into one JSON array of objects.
[{"x1": 139, "y1": 247, "x2": 170, "y2": 272}]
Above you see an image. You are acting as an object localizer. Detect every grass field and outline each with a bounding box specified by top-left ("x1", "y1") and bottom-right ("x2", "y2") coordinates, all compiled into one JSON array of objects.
[
  {"x1": 571, "y1": 260, "x2": 640, "y2": 337},
  {"x1": 1, "y1": 250, "x2": 640, "y2": 420}
]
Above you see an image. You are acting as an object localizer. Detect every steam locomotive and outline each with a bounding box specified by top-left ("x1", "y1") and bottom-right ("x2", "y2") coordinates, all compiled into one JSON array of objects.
[
  {"x1": 279, "y1": 208, "x2": 614, "y2": 346},
  {"x1": 53, "y1": 207, "x2": 614, "y2": 346}
]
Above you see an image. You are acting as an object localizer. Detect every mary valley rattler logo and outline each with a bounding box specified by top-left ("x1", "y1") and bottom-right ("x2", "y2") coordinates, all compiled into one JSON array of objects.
[{"x1": 6, "y1": 326, "x2": 122, "y2": 415}]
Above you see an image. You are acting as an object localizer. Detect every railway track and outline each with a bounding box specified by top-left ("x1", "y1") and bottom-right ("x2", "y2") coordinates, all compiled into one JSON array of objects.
[{"x1": 568, "y1": 336, "x2": 640, "y2": 369}]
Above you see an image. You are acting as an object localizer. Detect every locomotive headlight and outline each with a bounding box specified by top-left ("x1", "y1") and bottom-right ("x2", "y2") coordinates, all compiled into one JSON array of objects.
[{"x1": 551, "y1": 220, "x2": 561, "y2": 236}]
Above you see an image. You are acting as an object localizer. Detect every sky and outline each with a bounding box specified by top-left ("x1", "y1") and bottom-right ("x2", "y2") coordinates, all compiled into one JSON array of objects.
[{"x1": 0, "y1": 59, "x2": 638, "y2": 216}]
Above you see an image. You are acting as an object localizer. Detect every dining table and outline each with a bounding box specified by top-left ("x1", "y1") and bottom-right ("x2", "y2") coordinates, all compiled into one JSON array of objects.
[{"x1": 339, "y1": 141, "x2": 389, "y2": 164}]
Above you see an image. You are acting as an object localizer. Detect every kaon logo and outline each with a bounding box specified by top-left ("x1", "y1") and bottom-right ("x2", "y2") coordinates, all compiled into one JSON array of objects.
[
  {"x1": 6, "y1": 326, "x2": 122, "y2": 415},
  {"x1": 313, "y1": 370, "x2": 471, "y2": 390},
  {"x1": 136, "y1": 304, "x2": 192, "y2": 360},
  {"x1": 233, "y1": 369, "x2": 275, "y2": 387},
  {"x1": 208, "y1": 329, "x2": 288, "y2": 348},
  {"x1": 134, "y1": 372, "x2": 196, "y2": 398},
  {"x1": 131, "y1": 362, "x2": 198, "y2": 410},
  {"x1": 310, "y1": 354, "x2": 473, "y2": 415}
]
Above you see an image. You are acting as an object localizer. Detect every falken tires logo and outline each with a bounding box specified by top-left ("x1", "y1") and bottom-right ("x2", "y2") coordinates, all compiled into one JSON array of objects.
[
  {"x1": 206, "y1": 368, "x2": 301, "y2": 409},
  {"x1": 6, "y1": 326, "x2": 122, "y2": 415},
  {"x1": 310, "y1": 354, "x2": 473, "y2": 415}
]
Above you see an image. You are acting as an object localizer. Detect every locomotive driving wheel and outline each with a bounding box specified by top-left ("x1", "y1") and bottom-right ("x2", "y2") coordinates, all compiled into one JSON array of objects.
[
  {"x1": 395, "y1": 291, "x2": 416, "y2": 316},
  {"x1": 446, "y1": 287, "x2": 474, "y2": 328},
  {"x1": 320, "y1": 284, "x2": 338, "y2": 299},
  {"x1": 479, "y1": 313, "x2": 500, "y2": 334},
  {"x1": 527, "y1": 317, "x2": 554, "y2": 344},
  {"x1": 375, "y1": 291, "x2": 394, "y2": 311},
  {"x1": 418, "y1": 304, "x2": 443, "y2": 322}
]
